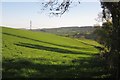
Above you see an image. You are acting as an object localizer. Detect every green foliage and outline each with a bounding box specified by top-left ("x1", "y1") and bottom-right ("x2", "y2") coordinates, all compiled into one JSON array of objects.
[
  {"x1": 94, "y1": 21, "x2": 112, "y2": 50},
  {"x1": 100, "y1": 2, "x2": 120, "y2": 79},
  {"x1": 2, "y1": 27, "x2": 110, "y2": 78}
]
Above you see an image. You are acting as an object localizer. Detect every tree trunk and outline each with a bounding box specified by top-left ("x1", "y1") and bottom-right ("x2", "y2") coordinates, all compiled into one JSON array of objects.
[{"x1": 111, "y1": 7, "x2": 120, "y2": 80}]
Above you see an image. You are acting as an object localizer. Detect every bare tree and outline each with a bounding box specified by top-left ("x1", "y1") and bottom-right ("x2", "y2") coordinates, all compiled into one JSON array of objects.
[{"x1": 41, "y1": 0, "x2": 80, "y2": 16}]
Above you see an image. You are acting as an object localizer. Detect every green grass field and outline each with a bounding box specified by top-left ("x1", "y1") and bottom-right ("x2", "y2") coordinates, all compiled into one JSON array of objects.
[{"x1": 2, "y1": 27, "x2": 109, "y2": 78}]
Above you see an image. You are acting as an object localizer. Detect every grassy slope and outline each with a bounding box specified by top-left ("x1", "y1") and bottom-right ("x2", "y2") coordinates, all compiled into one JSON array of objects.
[{"x1": 2, "y1": 27, "x2": 108, "y2": 78}]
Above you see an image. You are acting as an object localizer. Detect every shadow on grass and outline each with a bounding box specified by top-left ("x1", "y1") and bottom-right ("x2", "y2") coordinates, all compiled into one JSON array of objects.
[
  {"x1": 2, "y1": 57, "x2": 111, "y2": 79},
  {"x1": 3, "y1": 32, "x2": 91, "y2": 50},
  {"x1": 79, "y1": 41, "x2": 104, "y2": 50},
  {"x1": 15, "y1": 42, "x2": 96, "y2": 55}
]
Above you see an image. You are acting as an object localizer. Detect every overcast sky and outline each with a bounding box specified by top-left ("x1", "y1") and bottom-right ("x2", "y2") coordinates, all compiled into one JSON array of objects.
[{"x1": 1, "y1": 0, "x2": 102, "y2": 29}]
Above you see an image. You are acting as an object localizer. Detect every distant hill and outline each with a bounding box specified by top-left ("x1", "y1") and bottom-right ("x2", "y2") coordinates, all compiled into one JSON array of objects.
[
  {"x1": 32, "y1": 26, "x2": 98, "y2": 39},
  {"x1": 33, "y1": 26, "x2": 95, "y2": 34}
]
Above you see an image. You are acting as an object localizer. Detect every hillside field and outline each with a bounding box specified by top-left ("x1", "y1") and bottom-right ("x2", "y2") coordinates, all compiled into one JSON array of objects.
[{"x1": 2, "y1": 27, "x2": 110, "y2": 79}]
